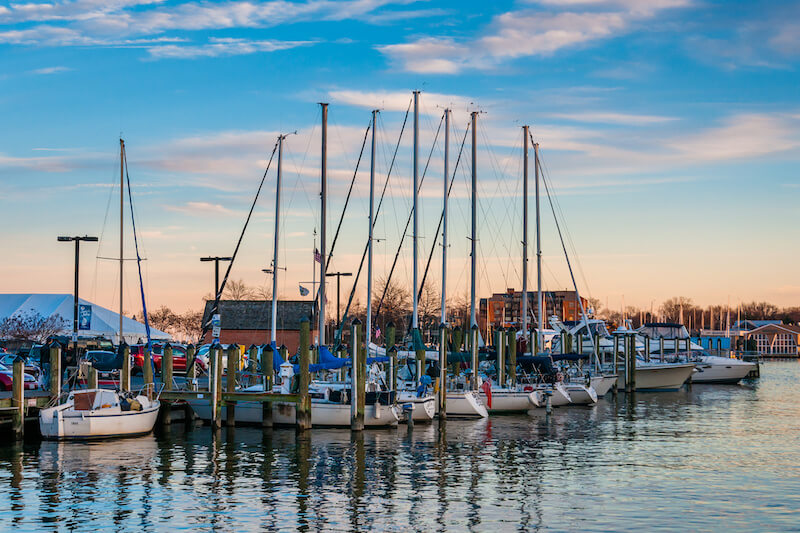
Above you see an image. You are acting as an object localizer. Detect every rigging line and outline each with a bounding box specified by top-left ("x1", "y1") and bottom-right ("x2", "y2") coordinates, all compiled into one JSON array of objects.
[
  {"x1": 123, "y1": 148, "x2": 151, "y2": 347},
  {"x1": 538, "y1": 148, "x2": 600, "y2": 365},
  {"x1": 415, "y1": 118, "x2": 469, "y2": 305},
  {"x1": 201, "y1": 139, "x2": 279, "y2": 338},
  {"x1": 334, "y1": 99, "x2": 413, "y2": 346},
  {"x1": 374, "y1": 111, "x2": 445, "y2": 320}
]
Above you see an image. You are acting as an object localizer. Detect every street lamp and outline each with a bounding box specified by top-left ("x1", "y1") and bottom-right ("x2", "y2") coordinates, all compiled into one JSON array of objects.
[
  {"x1": 200, "y1": 256, "x2": 232, "y2": 299},
  {"x1": 57, "y1": 235, "x2": 98, "y2": 360}
]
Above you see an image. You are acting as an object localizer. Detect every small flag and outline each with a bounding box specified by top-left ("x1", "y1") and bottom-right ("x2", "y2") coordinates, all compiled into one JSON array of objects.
[
  {"x1": 299, "y1": 285, "x2": 309, "y2": 296},
  {"x1": 375, "y1": 327, "x2": 381, "y2": 339},
  {"x1": 314, "y1": 248, "x2": 322, "y2": 263}
]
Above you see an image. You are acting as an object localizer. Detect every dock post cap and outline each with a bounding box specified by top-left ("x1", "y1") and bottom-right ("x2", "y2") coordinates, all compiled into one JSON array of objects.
[{"x1": 351, "y1": 318, "x2": 362, "y2": 326}]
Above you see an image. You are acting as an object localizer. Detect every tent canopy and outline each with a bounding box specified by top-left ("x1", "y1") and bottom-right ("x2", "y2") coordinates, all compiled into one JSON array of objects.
[{"x1": 0, "y1": 293, "x2": 170, "y2": 344}]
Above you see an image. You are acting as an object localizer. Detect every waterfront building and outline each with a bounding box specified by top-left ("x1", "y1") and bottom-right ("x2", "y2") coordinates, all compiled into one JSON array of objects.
[
  {"x1": 744, "y1": 323, "x2": 800, "y2": 357},
  {"x1": 200, "y1": 300, "x2": 315, "y2": 352},
  {"x1": 478, "y1": 288, "x2": 587, "y2": 335}
]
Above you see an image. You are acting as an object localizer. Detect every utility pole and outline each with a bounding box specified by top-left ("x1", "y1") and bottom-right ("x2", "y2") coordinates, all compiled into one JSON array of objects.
[
  {"x1": 57, "y1": 235, "x2": 98, "y2": 359},
  {"x1": 200, "y1": 256, "x2": 232, "y2": 298}
]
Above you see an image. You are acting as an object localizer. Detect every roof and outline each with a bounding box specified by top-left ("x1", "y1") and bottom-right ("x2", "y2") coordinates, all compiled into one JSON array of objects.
[
  {"x1": 0, "y1": 293, "x2": 170, "y2": 343},
  {"x1": 202, "y1": 300, "x2": 313, "y2": 331},
  {"x1": 747, "y1": 323, "x2": 800, "y2": 335},
  {"x1": 733, "y1": 319, "x2": 782, "y2": 330}
]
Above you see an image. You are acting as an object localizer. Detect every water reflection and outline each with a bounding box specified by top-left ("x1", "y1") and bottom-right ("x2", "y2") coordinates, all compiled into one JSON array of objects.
[{"x1": 1, "y1": 362, "x2": 800, "y2": 531}]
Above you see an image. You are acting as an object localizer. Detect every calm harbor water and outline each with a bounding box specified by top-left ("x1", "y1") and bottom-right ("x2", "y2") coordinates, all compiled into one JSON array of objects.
[{"x1": 1, "y1": 361, "x2": 799, "y2": 532}]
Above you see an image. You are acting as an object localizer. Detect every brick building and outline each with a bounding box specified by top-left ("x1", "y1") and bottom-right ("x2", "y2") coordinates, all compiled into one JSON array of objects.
[
  {"x1": 479, "y1": 288, "x2": 587, "y2": 335},
  {"x1": 201, "y1": 300, "x2": 315, "y2": 353}
]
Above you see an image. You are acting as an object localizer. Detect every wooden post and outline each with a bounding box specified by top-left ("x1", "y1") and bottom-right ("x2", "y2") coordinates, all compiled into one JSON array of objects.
[
  {"x1": 533, "y1": 328, "x2": 539, "y2": 356},
  {"x1": 185, "y1": 344, "x2": 196, "y2": 384},
  {"x1": 386, "y1": 322, "x2": 396, "y2": 353},
  {"x1": 297, "y1": 318, "x2": 311, "y2": 431},
  {"x1": 12, "y1": 356, "x2": 24, "y2": 440},
  {"x1": 627, "y1": 334, "x2": 636, "y2": 392},
  {"x1": 210, "y1": 342, "x2": 222, "y2": 430},
  {"x1": 225, "y1": 344, "x2": 239, "y2": 426},
  {"x1": 660, "y1": 337, "x2": 665, "y2": 360},
  {"x1": 507, "y1": 326, "x2": 517, "y2": 387},
  {"x1": 415, "y1": 344, "x2": 425, "y2": 391},
  {"x1": 279, "y1": 345, "x2": 289, "y2": 366},
  {"x1": 470, "y1": 325, "x2": 479, "y2": 390},
  {"x1": 261, "y1": 344, "x2": 274, "y2": 428},
  {"x1": 163, "y1": 343, "x2": 174, "y2": 392},
  {"x1": 388, "y1": 346, "x2": 398, "y2": 397},
  {"x1": 645, "y1": 337, "x2": 650, "y2": 362},
  {"x1": 119, "y1": 342, "x2": 130, "y2": 392},
  {"x1": 438, "y1": 323, "x2": 447, "y2": 420},
  {"x1": 577, "y1": 333, "x2": 583, "y2": 354},
  {"x1": 88, "y1": 365, "x2": 98, "y2": 390},
  {"x1": 496, "y1": 329, "x2": 505, "y2": 387},
  {"x1": 143, "y1": 344, "x2": 154, "y2": 399},
  {"x1": 49, "y1": 341, "x2": 62, "y2": 398},
  {"x1": 452, "y1": 326, "x2": 463, "y2": 353},
  {"x1": 350, "y1": 319, "x2": 364, "y2": 431},
  {"x1": 560, "y1": 331, "x2": 567, "y2": 354}
]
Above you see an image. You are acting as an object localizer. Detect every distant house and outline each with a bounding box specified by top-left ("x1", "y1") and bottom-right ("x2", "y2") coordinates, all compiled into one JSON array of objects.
[
  {"x1": 744, "y1": 323, "x2": 800, "y2": 357},
  {"x1": 201, "y1": 300, "x2": 315, "y2": 353}
]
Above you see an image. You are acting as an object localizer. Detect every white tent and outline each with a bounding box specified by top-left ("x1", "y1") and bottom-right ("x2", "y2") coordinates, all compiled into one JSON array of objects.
[{"x1": 0, "y1": 293, "x2": 171, "y2": 344}]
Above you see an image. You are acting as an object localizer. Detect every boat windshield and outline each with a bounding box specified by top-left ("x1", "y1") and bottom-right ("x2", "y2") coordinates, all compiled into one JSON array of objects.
[{"x1": 639, "y1": 324, "x2": 690, "y2": 339}]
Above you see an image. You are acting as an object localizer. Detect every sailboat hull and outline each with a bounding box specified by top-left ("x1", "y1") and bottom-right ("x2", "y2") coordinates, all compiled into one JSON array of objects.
[
  {"x1": 438, "y1": 390, "x2": 488, "y2": 418},
  {"x1": 564, "y1": 384, "x2": 598, "y2": 405},
  {"x1": 590, "y1": 375, "x2": 618, "y2": 397},
  {"x1": 397, "y1": 393, "x2": 437, "y2": 421},
  {"x1": 478, "y1": 389, "x2": 540, "y2": 413}
]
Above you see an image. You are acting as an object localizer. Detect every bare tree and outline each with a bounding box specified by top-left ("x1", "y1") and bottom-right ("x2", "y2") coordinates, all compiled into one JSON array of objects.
[
  {"x1": 373, "y1": 276, "x2": 411, "y2": 334},
  {"x1": 740, "y1": 301, "x2": 779, "y2": 320},
  {"x1": 252, "y1": 284, "x2": 273, "y2": 300},
  {"x1": 0, "y1": 310, "x2": 69, "y2": 343},
  {"x1": 223, "y1": 279, "x2": 254, "y2": 300},
  {"x1": 659, "y1": 297, "x2": 695, "y2": 324}
]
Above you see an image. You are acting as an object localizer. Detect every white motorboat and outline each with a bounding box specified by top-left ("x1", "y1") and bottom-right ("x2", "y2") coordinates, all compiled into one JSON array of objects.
[
  {"x1": 589, "y1": 374, "x2": 618, "y2": 397},
  {"x1": 39, "y1": 388, "x2": 160, "y2": 440},
  {"x1": 690, "y1": 354, "x2": 756, "y2": 384},
  {"x1": 630, "y1": 361, "x2": 695, "y2": 391},
  {"x1": 563, "y1": 383, "x2": 598, "y2": 405}
]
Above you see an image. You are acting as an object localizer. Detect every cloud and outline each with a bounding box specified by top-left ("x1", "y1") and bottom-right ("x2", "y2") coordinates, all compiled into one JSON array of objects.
[
  {"x1": 30, "y1": 66, "x2": 72, "y2": 75},
  {"x1": 146, "y1": 37, "x2": 313, "y2": 59},
  {"x1": 165, "y1": 201, "x2": 236, "y2": 216},
  {"x1": 379, "y1": 1, "x2": 691, "y2": 73},
  {"x1": 545, "y1": 111, "x2": 675, "y2": 125},
  {"x1": 329, "y1": 89, "x2": 476, "y2": 114}
]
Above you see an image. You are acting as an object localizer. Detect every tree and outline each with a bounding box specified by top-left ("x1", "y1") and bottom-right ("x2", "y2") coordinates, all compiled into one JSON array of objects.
[
  {"x1": 0, "y1": 309, "x2": 69, "y2": 342},
  {"x1": 253, "y1": 284, "x2": 272, "y2": 300},
  {"x1": 223, "y1": 279, "x2": 254, "y2": 300},
  {"x1": 373, "y1": 276, "x2": 411, "y2": 333},
  {"x1": 740, "y1": 301, "x2": 779, "y2": 320},
  {"x1": 149, "y1": 306, "x2": 178, "y2": 333},
  {"x1": 659, "y1": 297, "x2": 695, "y2": 324}
]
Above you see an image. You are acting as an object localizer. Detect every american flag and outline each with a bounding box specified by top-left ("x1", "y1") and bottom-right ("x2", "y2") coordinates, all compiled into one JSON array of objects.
[{"x1": 314, "y1": 248, "x2": 322, "y2": 263}]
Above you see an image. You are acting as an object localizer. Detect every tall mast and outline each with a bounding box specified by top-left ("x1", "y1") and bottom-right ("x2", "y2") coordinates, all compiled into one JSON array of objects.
[
  {"x1": 441, "y1": 109, "x2": 450, "y2": 325},
  {"x1": 119, "y1": 138, "x2": 124, "y2": 343},
  {"x1": 366, "y1": 110, "x2": 377, "y2": 346},
  {"x1": 319, "y1": 103, "x2": 328, "y2": 345},
  {"x1": 412, "y1": 90, "x2": 420, "y2": 329},
  {"x1": 535, "y1": 141, "x2": 543, "y2": 349},
  {"x1": 522, "y1": 126, "x2": 529, "y2": 338},
  {"x1": 470, "y1": 111, "x2": 478, "y2": 328},
  {"x1": 271, "y1": 135, "x2": 285, "y2": 345}
]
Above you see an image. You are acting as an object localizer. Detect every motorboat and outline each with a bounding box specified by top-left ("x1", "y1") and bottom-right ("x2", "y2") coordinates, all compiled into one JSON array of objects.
[
  {"x1": 689, "y1": 354, "x2": 755, "y2": 384},
  {"x1": 629, "y1": 360, "x2": 696, "y2": 391},
  {"x1": 39, "y1": 388, "x2": 160, "y2": 440}
]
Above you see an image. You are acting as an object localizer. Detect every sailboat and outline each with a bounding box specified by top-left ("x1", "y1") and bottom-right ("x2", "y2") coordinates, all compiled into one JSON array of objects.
[{"x1": 40, "y1": 139, "x2": 161, "y2": 439}]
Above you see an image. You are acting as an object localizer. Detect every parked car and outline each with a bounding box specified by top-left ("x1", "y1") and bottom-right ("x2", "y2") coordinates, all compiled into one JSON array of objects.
[
  {"x1": 196, "y1": 343, "x2": 249, "y2": 373},
  {"x1": 0, "y1": 351, "x2": 41, "y2": 379},
  {"x1": 0, "y1": 362, "x2": 38, "y2": 391},
  {"x1": 131, "y1": 343, "x2": 207, "y2": 375}
]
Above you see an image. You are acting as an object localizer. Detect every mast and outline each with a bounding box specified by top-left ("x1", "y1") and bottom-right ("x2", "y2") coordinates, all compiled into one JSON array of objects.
[
  {"x1": 441, "y1": 109, "x2": 450, "y2": 325},
  {"x1": 366, "y1": 110, "x2": 377, "y2": 347},
  {"x1": 412, "y1": 90, "x2": 420, "y2": 329},
  {"x1": 470, "y1": 111, "x2": 478, "y2": 328},
  {"x1": 271, "y1": 135, "x2": 285, "y2": 345},
  {"x1": 534, "y1": 141, "x2": 543, "y2": 349},
  {"x1": 522, "y1": 126, "x2": 529, "y2": 340},
  {"x1": 319, "y1": 103, "x2": 328, "y2": 345},
  {"x1": 119, "y1": 139, "x2": 124, "y2": 344}
]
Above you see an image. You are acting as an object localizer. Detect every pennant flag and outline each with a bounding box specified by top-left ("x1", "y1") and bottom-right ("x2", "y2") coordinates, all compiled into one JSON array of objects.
[{"x1": 299, "y1": 285, "x2": 309, "y2": 296}]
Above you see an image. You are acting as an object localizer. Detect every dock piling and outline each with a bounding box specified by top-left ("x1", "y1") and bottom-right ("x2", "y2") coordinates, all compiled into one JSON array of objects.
[
  {"x1": 119, "y1": 342, "x2": 130, "y2": 392},
  {"x1": 297, "y1": 318, "x2": 311, "y2": 432},
  {"x1": 261, "y1": 344, "x2": 274, "y2": 428},
  {"x1": 143, "y1": 344, "x2": 154, "y2": 399},
  {"x1": 507, "y1": 326, "x2": 517, "y2": 387},
  {"x1": 248, "y1": 344, "x2": 258, "y2": 386},
  {"x1": 351, "y1": 319, "x2": 364, "y2": 431},
  {"x1": 12, "y1": 356, "x2": 24, "y2": 439},
  {"x1": 184, "y1": 344, "x2": 196, "y2": 386},
  {"x1": 163, "y1": 343, "x2": 174, "y2": 392},
  {"x1": 225, "y1": 344, "x2": 239, "y2": 426},
  {"x1": 88, "y1": 365, "x2": 98, "y2": 390},
  {"x1": 496, "y1": 329, "x2": 505, "y2": 387},
  {"x1": 210, "y1": 342, "x2": 222, "y2": 430},
  {"x1": 49, "y1": 341, "x2": 61, "y2": 397}
]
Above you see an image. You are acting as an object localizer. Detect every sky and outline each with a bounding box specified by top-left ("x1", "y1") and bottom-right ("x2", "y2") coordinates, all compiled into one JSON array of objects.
[{"x1": 0, "y1": 0, "x2": 798, "y2": 317}]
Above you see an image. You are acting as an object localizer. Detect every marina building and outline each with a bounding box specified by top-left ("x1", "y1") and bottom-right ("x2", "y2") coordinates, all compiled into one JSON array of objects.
[
  {"x1": 479, "y1": 289, "x2": 588, "y2": 333},
  {"x1": 744, "y1": 323, "x2": 800, "y2": 357}
]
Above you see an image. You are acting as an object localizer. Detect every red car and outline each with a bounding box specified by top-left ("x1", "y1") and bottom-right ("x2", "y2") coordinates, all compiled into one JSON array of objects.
[
  {"x1": 131, "y1": 343, "x2": 206, "y2": 375},
  {"x1": 0, "y1": 362, "x2": 38, "y2": 391}
]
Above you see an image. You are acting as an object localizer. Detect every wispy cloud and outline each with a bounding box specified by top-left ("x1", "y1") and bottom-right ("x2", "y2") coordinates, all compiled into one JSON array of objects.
[
  {"x1": 165, "y1": 201, "x2": 236, "y2": 216},
  {"x1": 379, "y1": 0, "x2": 691, "y2": 73},
  {"x1": 329, "y1": 89, "x2": 476, "y2": 114},
  {"x1": 546, "y1": 111, "x2": 676, "y2": 125},
  {"x1": 146, "y1": 37, "x2": 313, "y2": 59},
  {"x1": 30, "y1": 66, "x2": 72, "y2": 75}
]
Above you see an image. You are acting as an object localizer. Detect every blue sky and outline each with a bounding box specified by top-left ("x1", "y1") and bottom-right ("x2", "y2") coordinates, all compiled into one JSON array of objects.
[{"x1": 0, "y1": 0, "x2": 798, "y2": 315}]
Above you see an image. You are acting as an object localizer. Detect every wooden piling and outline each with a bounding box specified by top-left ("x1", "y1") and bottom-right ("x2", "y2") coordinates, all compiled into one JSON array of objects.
[
  {"x1": 496, "y1": 329, "x2": 505, "y2": 387},
  {"x1": 386, "y1": 322, "x2": 396, "y2": 353},
  {"x1": 297, "y1": 318, "x2": 311, "y2": 432},
  {"x1": 507, "y1": 327, "x2": 517, "y2": 387},
  {"x1": 438, "y1": 323, "x2": 447, "y2": 420},
  {"x1": 225, "y1": 344, "x2": 239, "y2": 426},
  {"x1": 470, "y1": 325, "x2": 479, "y2": 390},
  {"x1": 185, "y1": 344, "x2": 196, "y2": 384},
  {"x1": 210, "y1": 342, "x2": 222, "y2": 430},
  {"x1": 350, "y1": 319, "x2": 364, "y2": 431},
  {"x1": 560, "y1": 332, "x2": 567, "y2": 354},
  {"x1": 388, "y1": 346, "x2": 398, "y2": 397},
  {"x1": 533, "y1": 328, "x2": 539, "y2": 356},
  {"x1": 645, "y1": 337, "x2": 650, "y2": 362},
  {"x1": 163, "y1": 343, "x2": 174, "y2": 392},
  {"x1": 12, "y1": 356, "x2": 24, "y2": 439},
  {"x1": 88, "y1": 365, "x2": 98, "y2": 390},
  {"x1": 261, "y1": 344, "x2": 274, "y2": 428},
  {"x1": 452, "y1": 326, "x2": 463, "y2": 353},
  {"x1": 119, "y1": 342, "x2": 130, "y2": 392},
  {"x1": 248, "y1": 344, "x2": 258, "y2": 386},
  {"x1": 143, "y1": 345, "x2": 154, "y2": 399},
  {"x1": 627, "y1": 334, "x2": 636, "y2": 392},
  {"x1": 49, "y1": 341, "x2": 62, "y2": 397}
]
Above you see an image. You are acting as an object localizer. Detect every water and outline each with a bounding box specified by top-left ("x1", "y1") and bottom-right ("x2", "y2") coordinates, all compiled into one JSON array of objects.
[{"x1": 1, "y1": 361, "x2": 799, "y2": 532}]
